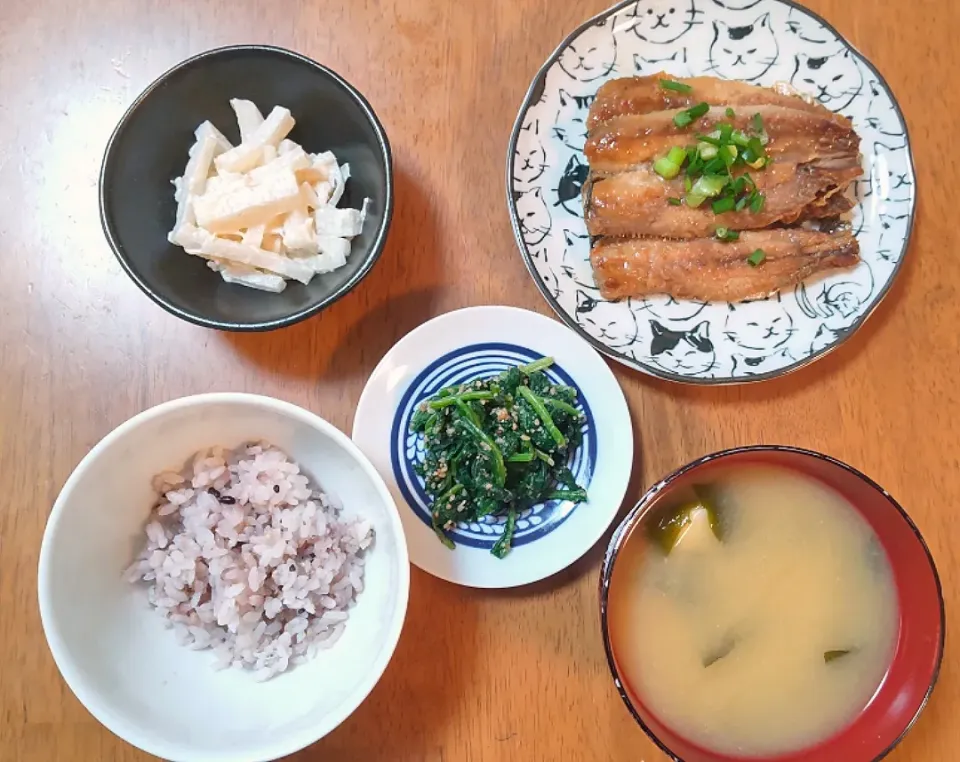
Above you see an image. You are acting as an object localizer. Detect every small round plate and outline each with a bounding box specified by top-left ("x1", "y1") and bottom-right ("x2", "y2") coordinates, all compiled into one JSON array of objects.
[
  {"x1": 507, "y1": 0, "x2": 916, "y2": 384},
  {"x1": 352, "y1": 306, "x2": 634, "y2": 588}
]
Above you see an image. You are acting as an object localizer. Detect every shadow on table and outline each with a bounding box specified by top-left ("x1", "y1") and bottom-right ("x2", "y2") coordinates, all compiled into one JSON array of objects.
[
  {"x1": 288, "y1": 569, "x2": 480, "y2": 762},
  {"x1": 220, "y1": 166, "x2": 445, "y2": 382}
]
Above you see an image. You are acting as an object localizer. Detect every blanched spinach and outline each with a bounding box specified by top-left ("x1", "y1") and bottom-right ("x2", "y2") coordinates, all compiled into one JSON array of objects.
[{"x1": 410, "y1": 357, "x2": 589, "y2": 558}]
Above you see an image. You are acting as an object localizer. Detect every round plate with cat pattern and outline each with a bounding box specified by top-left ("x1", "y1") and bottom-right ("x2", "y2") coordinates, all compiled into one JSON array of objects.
[{"x1": 506, "y1": 0, "x2": 915, "y2": 384}]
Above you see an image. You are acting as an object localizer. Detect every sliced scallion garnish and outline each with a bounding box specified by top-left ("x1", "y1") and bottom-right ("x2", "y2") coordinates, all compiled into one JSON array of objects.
[
  {"x1": 667, "y1": 146, "x2": 688, "y2": 166},
  {"x1": 747, "y1": 249, "x2": 766, "y2": 267},
  {"x1": 712, "y1": 196, "x2": 737, "y2": 215},
  {"x1": 714, "y1": 225, "x2": 739, "y2": 240},
  {"x1": 653, "y1": 156, "x2": 682, "y2": 179},
  {"x1": 673, "y1": 102, "x2": 710, "y2": 128},
  {"x1": 660, "y1": 78, "x2": 693, "y2": 94}
]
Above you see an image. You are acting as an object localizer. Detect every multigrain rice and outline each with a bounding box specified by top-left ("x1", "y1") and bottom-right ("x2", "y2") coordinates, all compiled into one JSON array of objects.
[{"x1": 125, "y1": 443, "x2": 373, "y2": 680}]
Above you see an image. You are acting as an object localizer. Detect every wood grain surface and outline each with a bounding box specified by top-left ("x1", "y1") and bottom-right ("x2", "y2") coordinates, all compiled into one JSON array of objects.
[{"x1": 1, "y1": 0, "x2": 957, "y2": 760}]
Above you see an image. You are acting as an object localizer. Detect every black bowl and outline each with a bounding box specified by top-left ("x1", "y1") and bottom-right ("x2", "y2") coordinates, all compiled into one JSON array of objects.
[{"x1": 100, "y1": 45, "x2": 393, "y2": 331}]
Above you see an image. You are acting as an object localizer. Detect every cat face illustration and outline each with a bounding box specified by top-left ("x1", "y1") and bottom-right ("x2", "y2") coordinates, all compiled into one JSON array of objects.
[
  {"x1": 791, "y1": 48, "x2": 863, "y2": 112},
  {"x1": 558, "y1": 21, "x2": 617, "y2": 83},
  {"x1": 731, "y1": 347, "x2": 797, "y2": 376},
  {"x1": 796, "y1": 261, "x2": 873, "y2": 329},
  {"x1": 870, "y1": 149, "x2": 912, "y2": 204},
  {"x1": 809, "y1": 323, "x2": 850, "y2": 354},
  {"x1": 637, "y1": 294, "x2": 708, "y2": 322},
  {"x1": 865, "y1": 81, "x2": 907, "y2": 149},
  {"x1": 723, "y1": 301, "x2": 795, "y2": 352},
  {"x1": 818, "y1": 281, "x2": 870, "y2": 321},
  {"x1": 559, "y1": 229, "x2": 595, "y2": 289},
  {"x1": 554, "y1": 154, "x2": 588, "y2": 216},
  {"x1": 785, "y1": 16, "x2": 832, "y2": 44},
  {"x1": 631, "y1": 0, "x2": 699, "y2": 45},
  {"x1": 709, "y1": 13, "x2": 779, "y2": 82},
  {"x1": 576, "y1": 291, "x2": 640, "y2": 349},
  {"x1": 515, "y1": 187, "x2": 552, "y2": 247},
  {"x1": 649, "y1": 320, "x2": 716, "y2": 375},
  {"x1": 712, "y1": 0, "x2": 764, "y2": 9},
  {"x1": 552, "y1": 89, "x2": 591, "y2": 152},
  {"x1": 633, "y1": 49, "x2": 692, "y2": 77},
  {"x1": 514, "y1": 120, "x2": 547, "y2": 187}
]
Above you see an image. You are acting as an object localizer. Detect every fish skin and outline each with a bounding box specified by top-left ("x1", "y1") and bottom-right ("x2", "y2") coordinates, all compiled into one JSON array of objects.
[
  {"x1": 590, "y1": 228, "x2": 860, "y2": 302},
  {"x1": 587, "y1": 74, "x2": 837, "y2": 130},
  {"x1": 585, "y1": 104, "x2": 859, "y2": 175},
  {"x1": 584, "y1": 157, "x2": 863, "y2": 239}
]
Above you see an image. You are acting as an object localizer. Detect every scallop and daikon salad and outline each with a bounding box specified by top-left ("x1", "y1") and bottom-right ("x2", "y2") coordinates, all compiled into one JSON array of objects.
[{"x1": 168, "y1": 99, "x2": 367, "y2": 293}]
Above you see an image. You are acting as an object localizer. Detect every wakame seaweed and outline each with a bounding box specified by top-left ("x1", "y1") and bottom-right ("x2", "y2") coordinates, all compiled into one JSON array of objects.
[{"x1": 409, "y1": 357, "x2": 589, "y2": 558}]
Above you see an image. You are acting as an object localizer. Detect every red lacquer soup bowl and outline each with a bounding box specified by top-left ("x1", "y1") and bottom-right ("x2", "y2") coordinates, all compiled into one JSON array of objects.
[{"x1": 599, "y1": 446, "x2": 944, "y2": 762}]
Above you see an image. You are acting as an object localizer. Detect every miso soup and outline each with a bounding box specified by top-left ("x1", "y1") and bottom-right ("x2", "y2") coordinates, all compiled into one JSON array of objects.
[{"x1": 608, "y1": 465, "x2": 899, "y2": 757}]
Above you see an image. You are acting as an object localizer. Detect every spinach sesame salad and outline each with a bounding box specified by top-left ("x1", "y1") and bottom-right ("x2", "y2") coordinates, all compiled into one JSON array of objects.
[{"x1": 408, "y1": 357, "x2": 589, "y2": 559}]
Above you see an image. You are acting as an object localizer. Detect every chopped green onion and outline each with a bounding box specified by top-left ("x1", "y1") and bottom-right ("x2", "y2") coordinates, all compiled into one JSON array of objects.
[
  {"x1": 714, "y1": 225, "x2": 740, "y2": 240},
  {"x1": 686, "y1": 177, "x2": 726, "y2": 208},
  {"x1": 660, "y1": 78, "x2": 693, "y2": 94},
  {"x1": 749, "y1": 192, "x2": 766, "y2": 213},
  {"x1": 667, "y1": 146, "x2": 688, "y2": 166},
  {"x1": 698, "y1": 142, "x2": 718, "y2": 160},
  {"x1": 735, "y1": 196, "x2": 748, "y2": 211},
  {"x1": 731, "y1": 129, "x2": 751, "y2": 148},
  {"x1": 691, "y1": 175, "x2": 728, "y2": 198},
  {"x1": 674, "y1": 102, "x2": 710, "y2": 128},
  {"x1": 724, "y1": 144, "x2": 738, "y2": 160},
  {"x1": 725, "y1": 107, "x2": 736, "y2": 118},
  {"x1": 696, "y1": 134, "x2": 724, "y2": 147},
  {"x1": 718, "y1": 123, "x2": 733, "y2": 142},
  {"x1": 747, "y1": 249, "x2": 766, "y2": 267},
  {"x1": 702, "y1": 157, "x2": 726, "y2": 175},
  {"x1": 684, "y1": 176, "x2": 693, "y2": 192},
  {"x1": 653, "y1": 156, "x2": 682, "y2": 179},
  {"x1": 712, "y1": 196, "x2": 737, "y2": 215},
  {"x1": 747, "y1": 157, "x2": 767, "y2": 169},
  {"x1": 752, "y1": 112, "x2": 764, "y2": 133},
  {"x1": 667, "y1": 197, "x2": 683, "y2": 206}
]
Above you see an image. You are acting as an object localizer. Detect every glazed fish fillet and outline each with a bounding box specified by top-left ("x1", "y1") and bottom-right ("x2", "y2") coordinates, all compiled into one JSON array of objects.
[
  {"x1": 585, "y1": 157, "x2": 862, "y2": 239},
  {"x1": 585, "y1": 105, "x2": 859, "y2": 175},
  {"x1": 590, "y1": 229, "x2": 860, "y2": 302},
  {"x1": 587, "y1": 74, "x2": 834, "y2": 130}
]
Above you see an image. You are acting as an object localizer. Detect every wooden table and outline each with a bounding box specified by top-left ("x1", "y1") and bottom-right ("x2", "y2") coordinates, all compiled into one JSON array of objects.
[{"x1": 1, "y1": 0, "x2": 956, "y2": 759}]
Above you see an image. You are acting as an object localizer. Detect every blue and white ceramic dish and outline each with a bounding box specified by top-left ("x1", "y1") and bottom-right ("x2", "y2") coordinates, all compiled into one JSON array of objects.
[
  {"x1": 507, "y1": 0, "x2": 915, "y2": 384},
  {"x1": 390, "y1": 343, "x2": 598, "y2": 551},
  {"x1": 352, "y1": 306, "x2": 633, "y2": 588}
]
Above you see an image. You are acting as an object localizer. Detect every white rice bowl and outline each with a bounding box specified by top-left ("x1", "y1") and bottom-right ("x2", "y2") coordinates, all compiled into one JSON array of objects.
[{"x1": 38, "y1": 394, "x2": 409, "y2": 762}]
